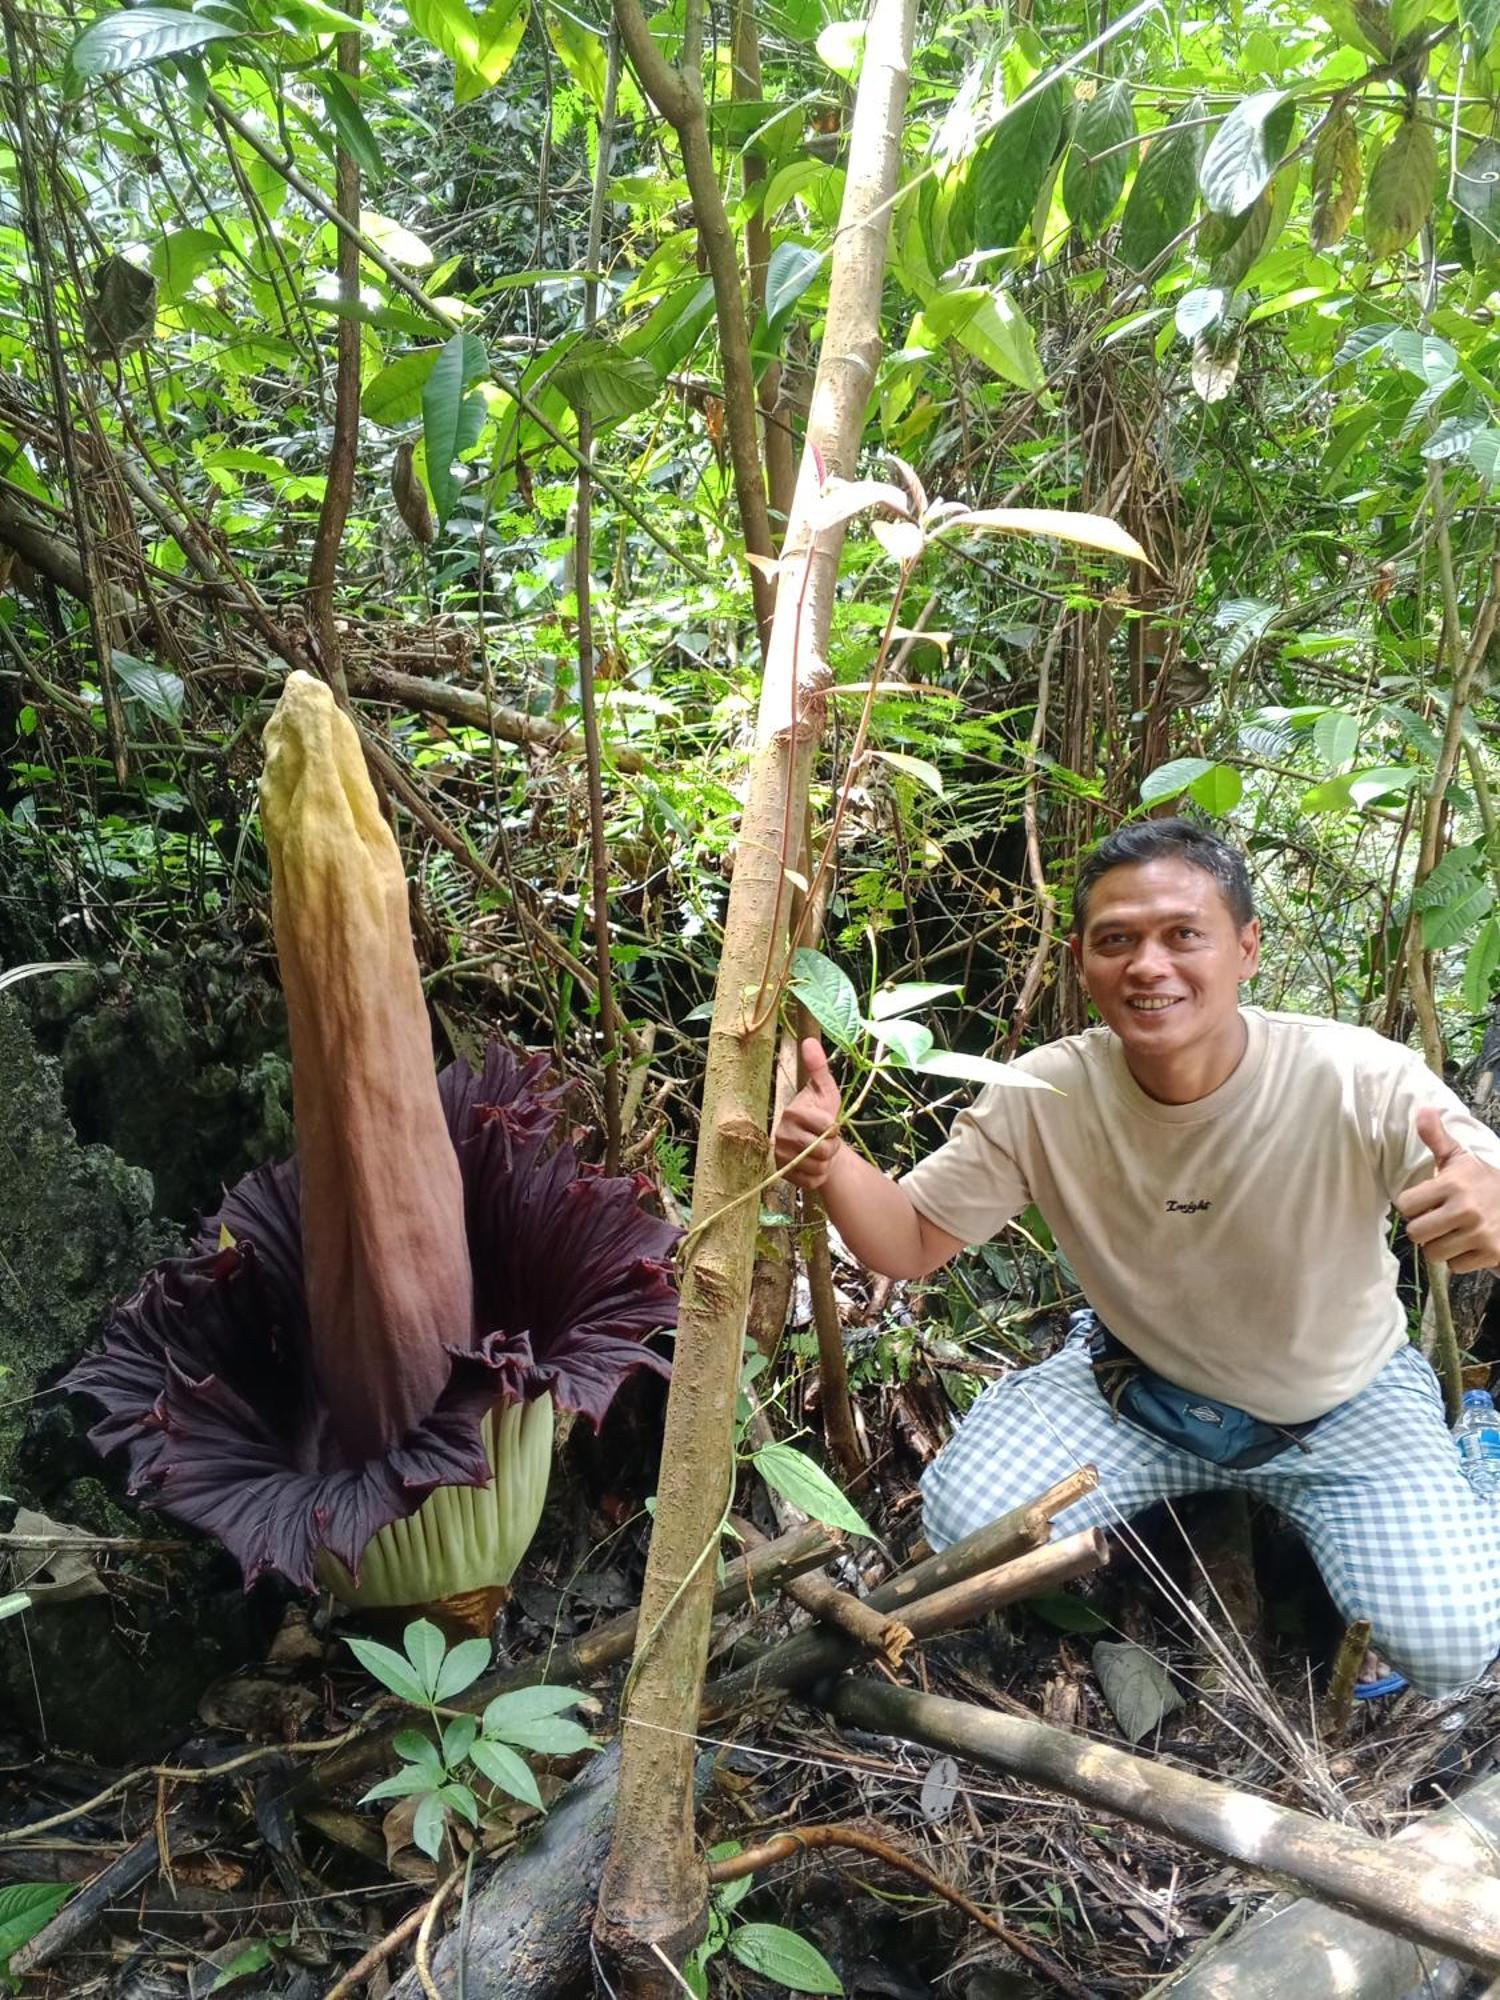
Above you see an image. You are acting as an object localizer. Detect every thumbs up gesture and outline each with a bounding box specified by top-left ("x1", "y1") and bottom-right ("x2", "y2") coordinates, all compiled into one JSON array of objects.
[
  {"x1": 773, "y1": 1038, "x2": 844, "y2": 1189},
  {"x1": 1394, "y1": 1107, "x2": 1500, "y2": 1273}
]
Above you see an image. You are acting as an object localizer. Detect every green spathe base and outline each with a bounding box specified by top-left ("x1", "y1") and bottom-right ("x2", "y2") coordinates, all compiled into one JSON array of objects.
[{"x1": 319, "y1": 1392, "x2": 555, "y2": 1609}]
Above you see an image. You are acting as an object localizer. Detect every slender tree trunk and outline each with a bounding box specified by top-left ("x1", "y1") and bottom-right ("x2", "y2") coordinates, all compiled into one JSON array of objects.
[
  {"x1": 593, "y1": 7, "x2": 919, "y2": 1988},
  {"x1": 731, "y1": 0, "x2": 797, "y2": 534}
]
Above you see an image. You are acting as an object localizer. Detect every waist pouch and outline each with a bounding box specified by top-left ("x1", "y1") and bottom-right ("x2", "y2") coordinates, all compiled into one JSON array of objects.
[{"x1": 1085, "y1": 1316, "x2": 1321, "y2": 1470}]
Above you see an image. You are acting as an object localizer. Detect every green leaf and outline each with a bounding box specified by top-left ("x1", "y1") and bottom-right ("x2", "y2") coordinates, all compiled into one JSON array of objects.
[
  {"x1": 972, "y1": 81, "x2": 1064, "y2": 249},
  {"x1": 482, "y1": 1684, "x2": 591, "y2": 1732},
  {"x1": 0, "y1": 1885, "x2": 71, "y2": 1978},
  {"x1": 1313, "y1": 709, "x2": 1359, "y2": 768},
  {"x1": 442, "y1": 1713, "x2": 479, "y2": 1764},
  {"x1": 362, "y1": 351, "x2": 438, "y2": 427},
  {"x1": 434, "y1": 1635, "x2": 492, "y2": 1702},
  {"x1": 454, "y1": 0, "x2": 528, "y2": 101},
  {"x1": 112, "y1": 650, "x2": 184, "y2": 723},
  {"x1": 1117, "y1": 99, "x2": 1205, "y2": 273},
  {"x1": 315, "y1": 71, "x2": 384, "y2": 180},
  {"x1": 208, "y1": 1938, "x2": 277, "y2": 1991},
  {"x1": 1062, "y1": 80, "x2": 1135, "y2": 239},
  {"x1": 870, "y1": 982, "x2": 960, "y2": 1020},
  {"x1": 1200, "y1": 90, "x2": 1295, "y2": 216},
  {"x1": 392, "y1": 1728, "x2": 443, "y2": 1767},
  {"x1": 816, "y1": 19, "x2": 864, "y2": 81},
  {"x1": 751, "y1": 1442, "x2": 873, "y2": 1539},
  {"x1": 549, "y1": 338, "x2": 659, "y2": 426},
  {"x1": 422, "y1": 331, "x2": 477, "y2": 526},
  {"x1": 1310, "y1": 106, "x2": 1363, "y2": 250},
  {"x1": 1139, "y1": 756, "x2": 1214, "y2": 804},
  {"x1": 1421, "y1": 880, "x2": 1494, "y2": 951},
  {"x1": 65, "y1": 7, "x2": 242, "y2": 88},
  {"x1": 1364, "y1": 115, "x2": 1438, "y2": 259},
  {"x1": 914, "y1": 1049, "x2": 1060, "y2": 1091},
  {"x1": 868, "y1": 1017, "x2": 936, "y2": 1068},
  {"x1": 546, "y1": 7, "x2": 607, "y2": 108},
  {"x1": 1461, "y1": 0, "x2": 1500, "y2": 56},
  {"x1": 1469, "y1": 428, "x2": 1500, "y2": 484},
  {"x1": 1424, "y1": 414, "x2": 1487, "y2": 461},
  {"x1": 403, "y1": 1618, "x2": 449, "y2": 1702},
  {"x1": 346, "y1": 1635, "x2": 430, "y2": 1707},
  {"x1": 728, "y1": 1923, "x2": 843, "y2": 1995},
  {"x1": 910, "y1": 286, "x2": 1044, "y2": 392},
  {"x1": 439, "y1": 1780, "x2": 481, "y2": 1826},
  {"x1": 788, "y1": 948, "x2": 862, "y2": 1048},
  {"x1": 1093, "y1": 1639, "x2": 1184, "y2": 1744},
  {"x1": 1348, "y1": 764, "x2": 1421, "y2": 806},
  {"x1": 361, "y1": 210, "x2": 435, "y2": 268},
  {"x1": 360, "y1": 1765, "x2": 442, "y2": 1802},
  {"x1": 150, "y1": 226, "x2": 229, "y2": 303},
  {"x1": 412, "y1": 1791, "x2": 448, "y2": 1860},
  {"x1": 1027, "y1": 1591, "x2": 1110, "y2": 1634},
  {"x1": 1463, "y1": 917, "x2": 1500, "y2": 1011},
  {"x1": 469, "y1": 1735, "x2": 545, "y2": 1808},
  {"x1": 1187, "y1": 763, "x2": 1242, "y2": 814},
  {"x1": 869, "y1": 748, "x2": 944, "y2": 797},
  {"x1": 486, "y1": 1714, "x2": 598, "y2": 1754},
  {"x1": 1175, "y1": 286, "x2": 1227, "y2": 339},
  {"x1": 753, "y1": 242, "x2": 822, "y2": 365}
]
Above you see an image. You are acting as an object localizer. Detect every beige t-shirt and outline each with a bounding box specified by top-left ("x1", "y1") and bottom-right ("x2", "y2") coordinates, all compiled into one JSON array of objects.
[{"x1": 901, "y1": 1007, "x2": 1500, "y2": 1423}]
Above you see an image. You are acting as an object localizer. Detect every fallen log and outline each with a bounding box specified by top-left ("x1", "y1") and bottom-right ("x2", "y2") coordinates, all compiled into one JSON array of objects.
[
  {"x1": 1160, "y1": 1767, "x2": 1500, "y2": 1997},
  {"x1": 829, "y1": 1680, "x2": 1500, "y2": 1978},
  {"x1": 705, "y1": 1525, "x2": 1108, "y2": 1712}
]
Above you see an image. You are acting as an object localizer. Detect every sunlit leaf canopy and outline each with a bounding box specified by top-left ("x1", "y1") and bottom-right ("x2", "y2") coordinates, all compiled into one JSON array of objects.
[{"x1": 2, "y1": 0, "x2": 1500, "y2": 1194}]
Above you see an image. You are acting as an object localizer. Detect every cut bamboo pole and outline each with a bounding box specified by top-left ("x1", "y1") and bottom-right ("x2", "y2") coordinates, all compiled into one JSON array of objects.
[
  {"x1": 830, "y1": 1681, "x2": 1500, "y2": 1977},
  {"x1": 732, "y1": 1518, "x2": 910, "y2": 1668}
]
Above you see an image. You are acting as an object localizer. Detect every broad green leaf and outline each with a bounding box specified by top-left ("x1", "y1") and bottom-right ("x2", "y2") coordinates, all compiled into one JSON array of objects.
[
  {"x1": 972, "y1": 81, "x2": 1064, "y2": 249},
  {"x1": 1299, "y1": 772, "x2": 1356, "y2": 814},
  {"x1": 455, "y1": 0, "x2": 528, "y2": 102},
  {"x1": 1200, "y1": 90, "x2": 1295, "y2": 216},
  {"x1": 438, "y1": 1781, "x2": 481, "y2": 1826},
  {"x1": 914, "y1": 1049, "x2": 1059, "y2": 1091},
  {"x1": 1469, "y1": 428, "x2": 1500, "y2": 484},
  {"x1": 209, "y1": 1939, "x2": 278, "y2": 1991},
  {"x1": 1411, "y1": 844, "x2": 1482, "y2": 908},
  {"x1": 112, "y1": 650, "x2": 185, "y2": 724},
  {"x1": 550, "y1": 338, "x2": 659, "y2": 426},
  {"x1": 65, "y1": 7, "x2": 242, "y2": 88},
  {"x1": 486, "y1": 1714, "x2": 598, "y2": 1754},
  {"x1": 1140, "y1": 756, "x2": 1214, "y2": 804},
  {"x1": 315, "y1": 71, "x2": 384, "y2": 180},
  {"x1": 870, "y1": 982, "x2": 960, "y2": 1020},
  {"x1": 546, "y1": 8, "x2": 607, "y2": 108},
  {"x1": 816, "y1": 19, "x2": 865, "y2": 80},
  {"x1": 1461, "y1": 0, "x2": 1500, "y2": 56},
  {"x1": 868, "y1": 1017, "x2": 936, "y2": 1068},
  {"x1": 752, "y1": 1442, "x2": 872, "y2": 1539},
  {"x1": 1424, "y1": 414, "x2": 1487, "y2": 461},
  {"x1": 1062, "y1": 79, "x2": 1135, "y2": 239},
  {"x1": 0, "y1": 1885, "x2": 72, "y2": 1976},
  {"x1": 939, "y1": 507, "x2": 1149, "y2": 566},
  {"x1": 403, "y1": 1618, "x2": 449, "y2": 1701},
  {"x1": 788, "y1": 947, "x2": 862, "y2": 1048},
  {"x1": 1187, "y1": 763, "x2": 1242, "y2": 814},
  {"x1": 619, "y1": 276, "x2": 716, "y2": 374},
  {"x1": 423, "y1": 332, "x2": 471, "y2": 527},
  {"x1": 910, "y1": 286, "x2": 1044, "y2": 392},
  {"x1": 869, "y1": 748, "x2": 944, "y2": 797},
  {"x1": 1028, "y1": 1591, "x2": 1110, "y2": 1633},
  {"x1": 1386, "y1": 330, "x2": 1458, "y2": 384},
  {"x1": 362, "y1": 333, "x2": 484, "y2": 426},
  {"x1": 150, "y1": 226, "x2": 229, "y2": 302},
  {"x1": 764, "y1": 241, "x2": 823, "y2": 329},
  {"x1": 469, "y1": 1735, "x2": 544, "y2": 1808},
  {"x1": 483, "y1": 1684, "x2": 591, "y2": 1732},
  {"x1": 728, "y1": 1923, "x2": 843, "y2": 1995},
  {"x1": 361, "y1": 211, "x2": 434, "y2": 269},
  {"x1": 1364, "y1": 116, "x2": 1437, "y2": 259},
  {"x1": 1347, "y1": 764, "x2": 1421, "y2": 807},
  {"x1": 1313, "y1": 709, "x2": 1359, "y2": 768},
  {"x1": 1310, "y1": 106, "x2": 1363, "y2": 249},
  {"x1": 360, "y1": 1765, "x2": 442, "y2": 1802},
  {"x1": 406, "y1": 0, "x2": 483, "y2": 67},
  {"x1": 1456, "y1": 139, "x2": 1500, "y2": 261},
  {"x1": 1117, "y1": 99, "x2": 1204, "y2": 273},
  {"x1": 442, "y1": 1713, "x2": 480, "y2": 1764},
  {"x1": 412, "y1": 1791, "x2": 448, "y2": 1860},
  {"x1": 392, "y1": 1727, "x2": 442, "y2": 1766},
  {"x1": 1464, "y1": 917, "x2": 1500, "y2": 1012},
  {"x1": 1421, "y1": 880, "x2": 1494, "y2": 951},
  {"x1": 434, "y1": 1636, "x2": 493, "y2": 1701}
]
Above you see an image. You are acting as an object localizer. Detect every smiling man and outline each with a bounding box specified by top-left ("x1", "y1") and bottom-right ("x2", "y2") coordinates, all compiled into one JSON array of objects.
[{"x1": 774, "y1": 818, "x2": 1500, "y2": 1696}]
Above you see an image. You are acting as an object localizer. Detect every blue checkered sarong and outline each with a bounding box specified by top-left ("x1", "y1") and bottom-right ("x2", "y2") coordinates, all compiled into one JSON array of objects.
[{"x1": 920, "y1": 1324, "x2": 1500, "y2": 1696}]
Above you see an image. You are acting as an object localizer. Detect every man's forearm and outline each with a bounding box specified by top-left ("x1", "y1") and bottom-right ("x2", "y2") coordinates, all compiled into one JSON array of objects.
[{"x1": 819, "y1": 1141, "x2": 959, "y2": 1279}]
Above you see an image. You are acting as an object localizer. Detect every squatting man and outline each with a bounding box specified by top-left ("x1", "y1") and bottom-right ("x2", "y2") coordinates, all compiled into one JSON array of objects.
[{"x1": 774, "y1": 819, "x2": 1500, "y2": 1696}]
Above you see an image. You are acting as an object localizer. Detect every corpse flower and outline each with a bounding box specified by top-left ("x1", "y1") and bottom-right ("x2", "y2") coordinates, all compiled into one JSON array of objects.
[{"x1": 65, "y1": 672, "x2": 677, "y2": 1617}]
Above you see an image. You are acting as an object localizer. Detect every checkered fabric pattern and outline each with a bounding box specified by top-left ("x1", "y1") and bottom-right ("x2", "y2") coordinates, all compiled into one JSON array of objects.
[{"x1": 920, "y1": 1321, "x2": 1500, "y2": 1696}]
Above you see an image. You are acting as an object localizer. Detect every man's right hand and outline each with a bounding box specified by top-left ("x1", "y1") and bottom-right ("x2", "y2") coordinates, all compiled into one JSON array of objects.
[{"x1": 773, "y1": 1037, "x2": 843, "y2": 1188}]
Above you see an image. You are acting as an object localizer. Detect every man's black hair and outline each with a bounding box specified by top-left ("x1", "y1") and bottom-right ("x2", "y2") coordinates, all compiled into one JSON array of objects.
[{"x1": 1071, "y1": 818, "x2": 1256, "y2": 934}]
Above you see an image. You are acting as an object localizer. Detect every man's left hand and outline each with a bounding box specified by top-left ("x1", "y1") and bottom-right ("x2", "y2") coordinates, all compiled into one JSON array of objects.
[{"x1": 1394, "y1": 1108, "x2": 1500, "y2": 1273}]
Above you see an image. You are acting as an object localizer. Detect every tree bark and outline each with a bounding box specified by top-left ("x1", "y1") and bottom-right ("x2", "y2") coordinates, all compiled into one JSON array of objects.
[
  {"x1": 593, "y1": 18, "x2": 917, "y2": 1979},
  {"x1": 830, "y1": 1681, "x2": 1500, "y2": 1978}
]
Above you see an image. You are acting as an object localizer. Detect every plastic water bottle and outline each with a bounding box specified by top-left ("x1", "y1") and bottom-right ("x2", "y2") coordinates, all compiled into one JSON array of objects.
[{"x1": 1455, "y1": 1388, "x2": 1500, "y2": 1500}]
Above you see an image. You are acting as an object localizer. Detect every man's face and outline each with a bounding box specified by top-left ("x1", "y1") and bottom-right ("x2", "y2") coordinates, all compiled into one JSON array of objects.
[{"x1": 1069, "y1": 857, "x2": 1260, "y2": 1060}]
